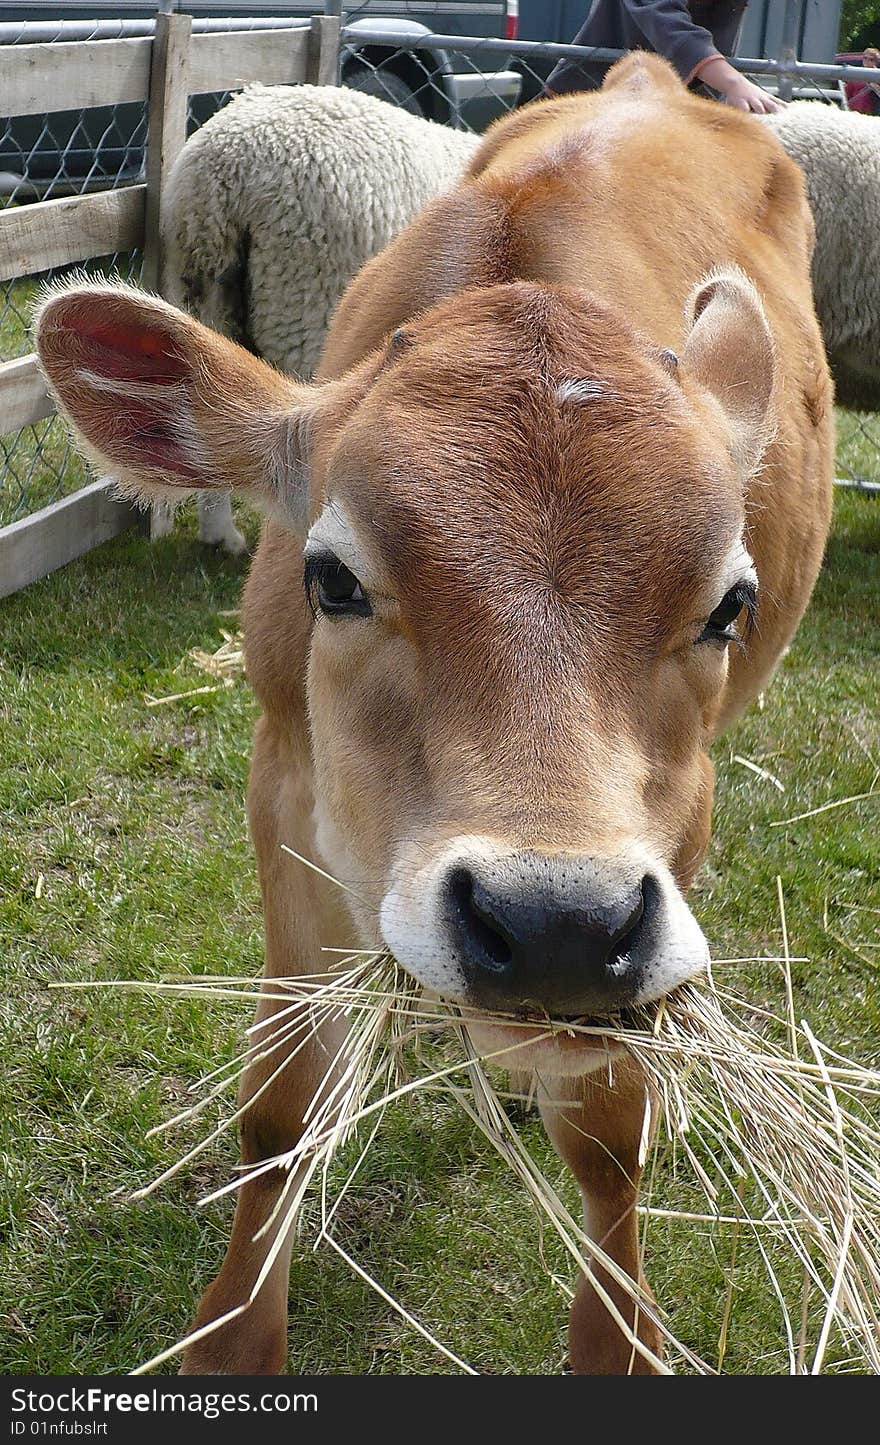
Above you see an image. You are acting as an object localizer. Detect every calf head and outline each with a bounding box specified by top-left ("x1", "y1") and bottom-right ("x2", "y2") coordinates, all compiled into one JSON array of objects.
[{"x1": 36, "y1": 274, "x2": 774, "y2": 1075}]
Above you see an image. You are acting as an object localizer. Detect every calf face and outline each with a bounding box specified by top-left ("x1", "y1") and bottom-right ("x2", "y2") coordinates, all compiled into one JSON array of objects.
[{"x1": 36, "y1": 269, "x2": 772, "y2": 1075}]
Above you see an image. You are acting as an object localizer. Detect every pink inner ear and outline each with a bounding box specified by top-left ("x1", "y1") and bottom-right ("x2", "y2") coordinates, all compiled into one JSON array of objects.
[
  {"x1": 39, "y1": 298, "x2": 205, "y2": 481},
  {"x1": 75, "y1": 315, "x2": 190, "y2": 385},
  {"x1": 80, "y1": 316, "x2": 198, "y2": 476},
  {"x1": 121, "y1": 401, "x2": 203, "y2": 479}
]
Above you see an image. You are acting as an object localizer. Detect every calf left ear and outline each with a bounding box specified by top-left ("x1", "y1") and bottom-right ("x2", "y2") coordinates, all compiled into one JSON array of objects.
[
  {"x1": 682, "y1": 269, "x2": 776, "y2": 475},
  {"x1": 34, "y1": 284, "x2": 319, "y2": 532}
]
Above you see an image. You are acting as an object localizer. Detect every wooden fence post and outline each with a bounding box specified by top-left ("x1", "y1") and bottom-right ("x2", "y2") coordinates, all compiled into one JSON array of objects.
[
  {"x1": 307, "y1": 14, "x2": 341, "y2": 88},
  {"x1": 142, "y1": 10, "x2": 192, "y2": 295},
  {"x1": 142, "y1": 10, "x2": 192, "y2": 541}
]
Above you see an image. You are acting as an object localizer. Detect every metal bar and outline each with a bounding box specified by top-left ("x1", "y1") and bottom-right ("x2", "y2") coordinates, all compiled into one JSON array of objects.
[
  {"x1": 341, "y1": 31, "x2": 628, "y2": 63},
  {"x1": 729, "y1": 57, "x2": 878, "y2": 84},
  {"x1": 834, "y1": 478, "x2": 880, "y2": 494},
  {"x1": 336, "y1": 28, "x2": 877, "y2": 86}
]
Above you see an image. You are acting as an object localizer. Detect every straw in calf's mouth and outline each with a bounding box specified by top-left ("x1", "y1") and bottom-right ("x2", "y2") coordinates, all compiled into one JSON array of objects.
[
  {"x1": 64, "y1": 963, "x2": 879, "y2": 1373},
  {"x1": 55, "y1": 868, "x2": 880, "y2": 1375}
]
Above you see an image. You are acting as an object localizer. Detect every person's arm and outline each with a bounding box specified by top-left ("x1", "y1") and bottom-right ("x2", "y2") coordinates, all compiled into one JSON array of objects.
[{"x1": 623, "y1": 1, "x2": 785, "y2": 112}]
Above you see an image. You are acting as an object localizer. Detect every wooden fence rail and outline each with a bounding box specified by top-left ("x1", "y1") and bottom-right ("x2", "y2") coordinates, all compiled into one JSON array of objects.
[
  {"x1": 0, "y1": 25, "x2": 316, "y2": 123},
  {"x1": 0, "y1": 14, "x2": 339, "y2": 599},
  {"x1": 0, "y1": 187, "x2": 147, "y2": 284}
]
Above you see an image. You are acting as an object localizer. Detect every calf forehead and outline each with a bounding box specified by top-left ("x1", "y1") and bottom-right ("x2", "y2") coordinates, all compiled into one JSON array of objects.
[{"x1": 329, "y1": 295, "x2": 742, "y2": 639}]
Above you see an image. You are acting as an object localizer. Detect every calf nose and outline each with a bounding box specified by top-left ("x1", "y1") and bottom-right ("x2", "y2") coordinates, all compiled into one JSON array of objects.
[{"x1": 445, "y1": 855, "x2": 653, "y2": 1016}]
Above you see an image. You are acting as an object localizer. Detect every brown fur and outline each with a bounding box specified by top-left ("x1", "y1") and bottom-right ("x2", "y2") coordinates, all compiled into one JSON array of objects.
[{"x1": 35, "y1": 54, "x2": 833, "y2": 1374}]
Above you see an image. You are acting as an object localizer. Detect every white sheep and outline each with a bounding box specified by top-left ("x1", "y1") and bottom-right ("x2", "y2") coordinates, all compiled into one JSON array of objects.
[
  {"x1": 765, "y1": 101, "x2": 880, "y2": 414},
  {"x1": 164, "y1": 89, "x2": 878, "y2": 551},
  {"x1": 160, "y1": 84, "x2": 479, "y2": 553}
]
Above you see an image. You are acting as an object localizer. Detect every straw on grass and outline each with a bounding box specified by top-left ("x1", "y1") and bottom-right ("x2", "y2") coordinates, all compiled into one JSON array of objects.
[{"x1": 144, "y1": 628, "x2": 246, "y2": 707}]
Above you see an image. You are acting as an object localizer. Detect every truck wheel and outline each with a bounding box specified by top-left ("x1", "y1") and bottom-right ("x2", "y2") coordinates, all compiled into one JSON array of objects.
[{"x1": 344, "y1": 64, "x2": 427, "y2": 117}]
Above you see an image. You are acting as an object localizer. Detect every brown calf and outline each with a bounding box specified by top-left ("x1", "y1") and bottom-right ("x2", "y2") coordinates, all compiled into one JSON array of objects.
[{"x1": 35, "y1": 54, "x2": 833, "y2": 1373}]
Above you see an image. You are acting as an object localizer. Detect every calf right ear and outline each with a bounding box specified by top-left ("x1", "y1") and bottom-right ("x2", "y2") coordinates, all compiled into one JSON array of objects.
[
  {"x1": 682, "y1": 269, "x2": 776, "y2": 477},
  {"x1": 34, "y1": 284, "x2": 319, "y2": 532}
]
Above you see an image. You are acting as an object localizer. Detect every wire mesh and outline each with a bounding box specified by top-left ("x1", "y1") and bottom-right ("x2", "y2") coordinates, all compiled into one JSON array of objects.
[
  {"x1": 340, "y1": 34, "x2": 601, "y2": 126},
  {"x1": 0, "y1": 90, "x2": 149, "y2": 525},
  {"x1": 836, "y1": 412, "x2": 880, "y2": 495},
  {"x1": 339, "y1": 35, "x2": 841, "y2": 132},
  {"x1": 0, "y1": 249, "x2": 144, "y2": 529}
]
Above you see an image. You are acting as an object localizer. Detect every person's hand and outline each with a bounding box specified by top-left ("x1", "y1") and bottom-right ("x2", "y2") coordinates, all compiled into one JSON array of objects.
[
  {"x1": 698, "y1": 56, "x2": 786, "y2": 113},
  {"x1": 723, "y1": 74, "x2": 786, "y2": 112}
]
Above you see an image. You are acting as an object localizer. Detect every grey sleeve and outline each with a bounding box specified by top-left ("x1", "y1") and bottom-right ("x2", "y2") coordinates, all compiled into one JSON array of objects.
[
  {"x1": 622, "y1": 1, "x2": 721, "y2": 81},
  {"x1": 546, "y1": 2, "x2": 746, "y2": 95}
]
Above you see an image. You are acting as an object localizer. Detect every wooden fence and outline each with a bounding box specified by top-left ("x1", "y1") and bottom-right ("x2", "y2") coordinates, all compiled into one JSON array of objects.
[{"x1": 0, "y1": 13, "x2": 340, "y2": 599}]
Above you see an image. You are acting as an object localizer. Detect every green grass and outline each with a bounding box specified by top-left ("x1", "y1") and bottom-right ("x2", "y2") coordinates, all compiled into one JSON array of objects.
[{"x1": 1, "y1": 489, "x2": 877, "y2": 1376}]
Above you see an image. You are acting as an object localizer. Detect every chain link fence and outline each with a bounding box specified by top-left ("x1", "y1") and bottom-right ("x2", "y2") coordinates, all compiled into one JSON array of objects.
[
  {"x1": 1, "y1": 88, "x2": 147, "y2": 526},
  {"x1": 0, "y1": 16, "x2": 306, "y2": 532},
  {"x1": 340, "y1": 27, "x2": 860, "y2": 120},
  {"x1": 2, "y1": 17, "x2": 878, "y2": 542}
]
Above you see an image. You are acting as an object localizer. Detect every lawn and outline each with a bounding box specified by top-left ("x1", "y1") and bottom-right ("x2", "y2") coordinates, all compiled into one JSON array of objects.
[{"x1": 0, "y1": 480, "x2": 878, "y2": 1376}]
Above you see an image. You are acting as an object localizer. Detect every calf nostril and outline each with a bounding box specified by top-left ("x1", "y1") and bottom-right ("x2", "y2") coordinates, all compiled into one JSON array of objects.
[
  {"x1": 449, "y1": 866, "x2": 513, "y2": 971},
  {"x1": 640, "y1": 873, "x2": 661, "y2": 930},
  {"x1": 607, "y1": 887, "x2": 644, "y2": 967},
  {"x1": 606, "y1": 875, "x2": 658, "y2": 972}
]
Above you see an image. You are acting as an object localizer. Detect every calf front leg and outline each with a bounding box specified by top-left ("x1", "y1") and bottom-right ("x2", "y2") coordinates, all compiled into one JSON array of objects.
[
  {"x1": 179, "y1": 1006, "x2": 350, "y2": 1374},
  {"x1": 181, "y1": 723, "x2": 358, "y2": 1374},
  {"x1": 539, "y1": 1055, "x2": 664, "y2": 1374}
]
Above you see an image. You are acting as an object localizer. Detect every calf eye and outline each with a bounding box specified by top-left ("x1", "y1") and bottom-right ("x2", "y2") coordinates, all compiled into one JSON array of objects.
[
  {"x1": 304, "y1": 554, "x2": 372, "y2": 618},
  {"x1": 698, "y1": 581, "x2": 757, "y2": 647}
]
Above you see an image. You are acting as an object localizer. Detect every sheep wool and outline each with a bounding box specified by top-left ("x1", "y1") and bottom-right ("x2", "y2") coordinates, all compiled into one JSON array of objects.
[
  {"x1": 162, "y1": 85, "x2": 478, "y2": 551},
  {"x1": 765, "y1": 102, "x2": 880, "y2": 414}
]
